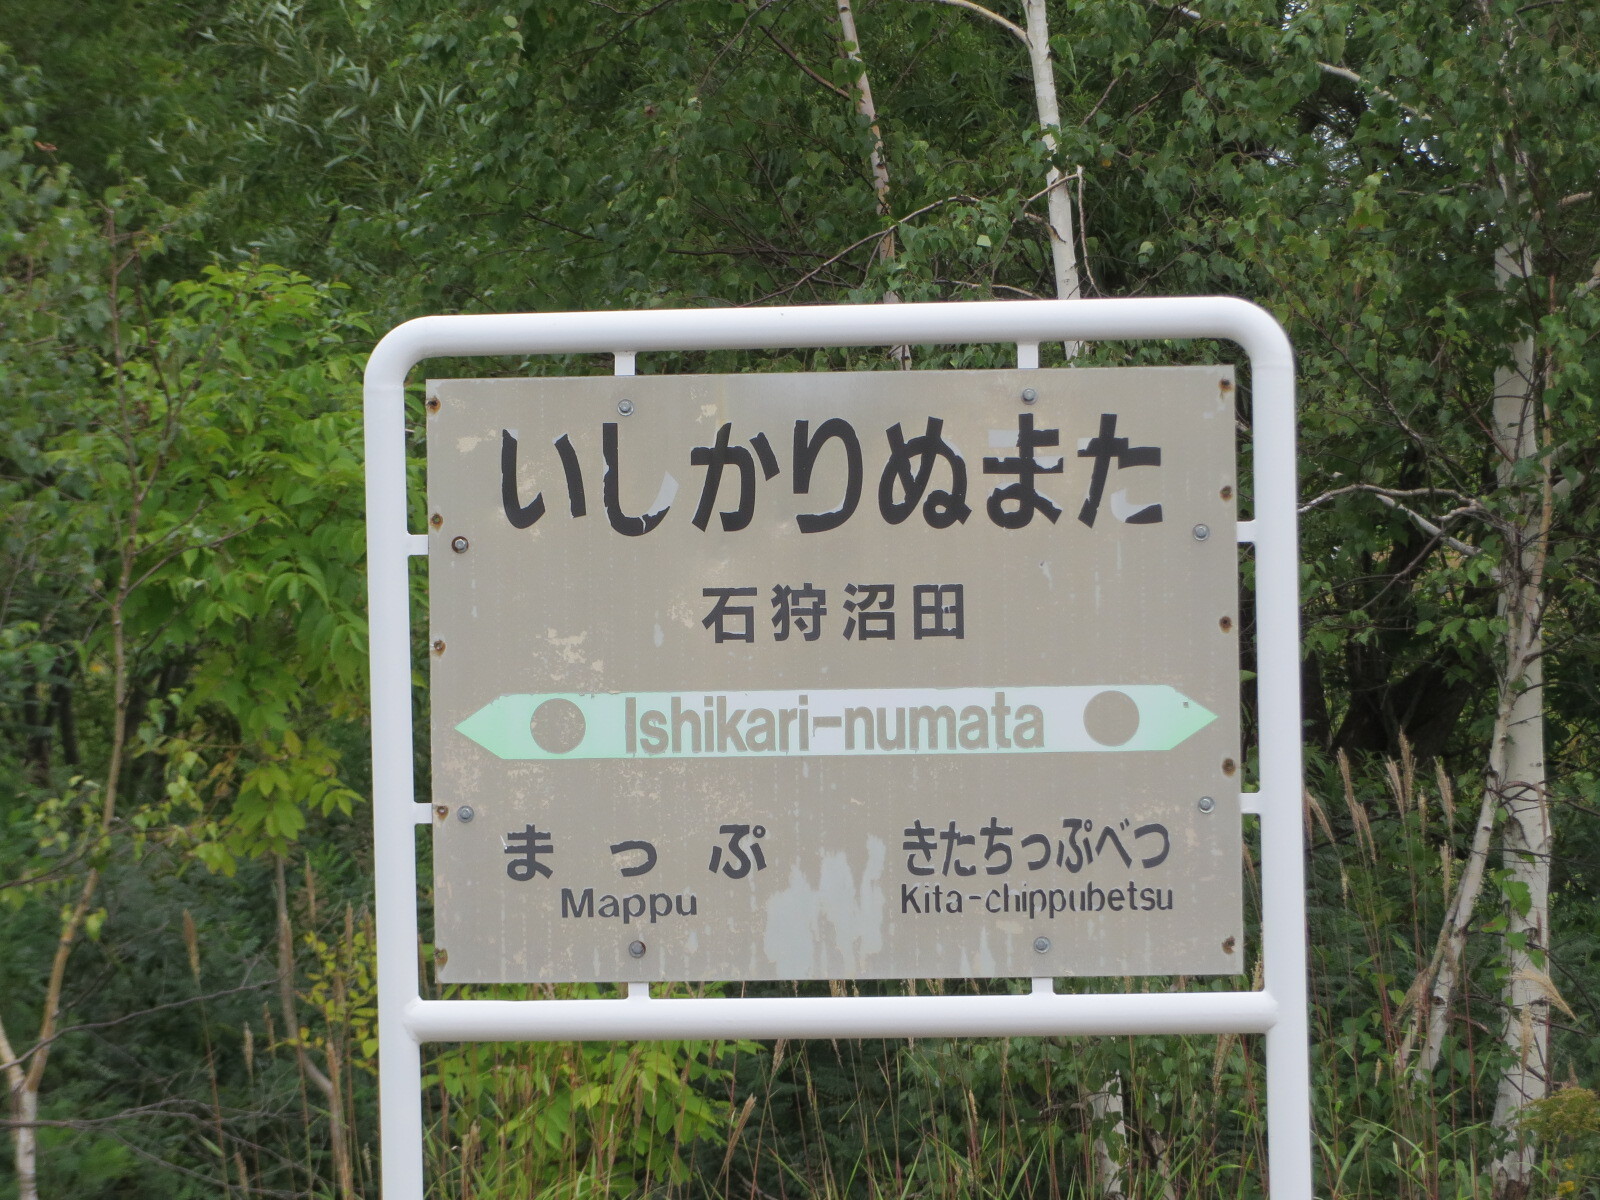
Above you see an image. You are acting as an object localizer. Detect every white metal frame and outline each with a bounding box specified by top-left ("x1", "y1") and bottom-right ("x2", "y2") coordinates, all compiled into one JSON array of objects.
[{"x1": 363, "y1": 298, "x2": 1310, "y2": 1198}]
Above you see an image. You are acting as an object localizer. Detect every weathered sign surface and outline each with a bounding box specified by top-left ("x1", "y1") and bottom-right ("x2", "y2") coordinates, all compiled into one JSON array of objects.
[{"x1": 426, "y1": 367, "x2": 1242, "y2": 983}]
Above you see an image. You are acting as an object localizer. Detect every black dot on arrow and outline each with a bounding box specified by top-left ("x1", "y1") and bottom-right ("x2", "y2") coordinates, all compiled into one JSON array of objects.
[
  {"x1": 1084, "y1": 690, "x2": 1140, "y2": 747},
  {"x1": 530, "y1": 698, "x2": 586, "y2": 754}
]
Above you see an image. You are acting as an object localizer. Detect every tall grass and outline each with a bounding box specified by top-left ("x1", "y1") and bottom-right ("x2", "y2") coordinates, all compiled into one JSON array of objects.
[
  {"x1": 670, "y1": 750, "x2": 1592, "y2": 1199},
  {"x1": 261, "y1": 749, "x2": 1600, "y2": 1198}
]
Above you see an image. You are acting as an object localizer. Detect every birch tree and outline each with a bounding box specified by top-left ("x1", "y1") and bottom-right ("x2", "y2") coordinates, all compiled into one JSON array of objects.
[
  {"x1": 1483, "y1": 231, "x2": 1553, "y2": 1200},
  {"x1": 833, "y1": 0, "x2": 912, "y2": 365},
  {"x1": 908, "y1": 0, "x2": 1083, "y2": 319},
  {"x1": 1259, "y1": 7, "x2": 1597, "y2": 1194}
]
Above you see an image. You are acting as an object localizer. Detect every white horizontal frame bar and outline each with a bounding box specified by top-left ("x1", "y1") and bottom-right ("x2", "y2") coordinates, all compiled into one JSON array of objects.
[
  {"x1": 366, "y1": 297, "x2": 1294, "y2": 377},
  {"x1": 405, "y1": 990, "x2": 1279, "y2": 1043}
]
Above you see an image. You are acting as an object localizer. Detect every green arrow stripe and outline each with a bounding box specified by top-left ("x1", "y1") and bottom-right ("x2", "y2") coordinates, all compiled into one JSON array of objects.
[{"x1": 455, "y1": 685, "x2": 1217, "y2": 761}]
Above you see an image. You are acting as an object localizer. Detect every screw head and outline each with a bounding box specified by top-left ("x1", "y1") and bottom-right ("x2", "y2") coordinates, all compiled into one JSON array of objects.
[
  {"x1": 1198, "y1": 796, "x2": 1216, "y2": 814},
  {"x1": 457, "y1": 805, "x2": 475, "y2": 823},
  {"x1": 628, "y1": 940, "x2": 646, "y2": 958},
  {"x1": 1033, "y1": 936, "x2": 1051, "y2": 953},
  {"x1": 434, "y1": 805, "x2": 448, "y2": 819},
  {"x1": 432, "y1": 639, "x2": 446, "y2": 655},
  {"x1": 1021, "y1": 387, "x2": 1038, "y2": 404},
  {"x1": 1222, "y1": 758, "x2": 1238, "y2": 776},
  {"x1": 451, "y1": 535, "x2": 469, "y2": 554},
  {"x1": 1192, "y1": 523, "x2": 1211, "y2": 541},
  {"x1": 617, "y1": 399, "x2": 635, "y2": 416}
]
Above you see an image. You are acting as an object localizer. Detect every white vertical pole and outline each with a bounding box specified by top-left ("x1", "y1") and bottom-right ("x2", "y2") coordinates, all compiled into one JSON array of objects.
[
  {"x1": 1248, "y1": 334, "x2": 1313, "y2": 1198},
  {"x1": 364, "y1": 360, "x2": 427, "y2": 1200}
]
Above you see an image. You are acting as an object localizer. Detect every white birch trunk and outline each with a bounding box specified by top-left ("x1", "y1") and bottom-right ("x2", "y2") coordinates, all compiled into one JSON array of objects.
[
  {"x1": 1087, "y1": 1077, "x2": 1128, "y2": 1200},
  {"x1": 1022, "y1": 0, "x2": 1082, "y2": 358},
  {"x1": 14, "y1": 1088, "x2": 38, "y2": 1200},
  {"x1": 1, "y1": 1014, "x2": 39, "y2": 1200},
  {"x1": 1410, "y1": 755, "x2": 1501, "y2": 1078},
  {"x1": 912, "y1": 0, "x2": 1085, "y2": 331},
  {"x1": 1488, "y1": 238, "x2": 1553, "y2": 1200},
  {"x1": 834, "y1": 0, "x2": 911, "y2": 366}
]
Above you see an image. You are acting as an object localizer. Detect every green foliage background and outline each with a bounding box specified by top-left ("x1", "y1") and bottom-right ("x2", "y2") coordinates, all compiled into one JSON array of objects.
[{"x1": 2, "y1": 0, "x2": 1600, "y2": 1196}]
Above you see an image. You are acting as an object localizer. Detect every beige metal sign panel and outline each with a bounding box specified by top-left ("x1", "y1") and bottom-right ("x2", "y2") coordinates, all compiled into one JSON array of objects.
[{"x1": 426, "y1": 368, "x2": 1241, "y2": 983}]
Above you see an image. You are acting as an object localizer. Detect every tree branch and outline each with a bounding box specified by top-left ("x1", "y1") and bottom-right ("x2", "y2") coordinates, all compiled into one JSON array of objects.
[
  {"x1": 757, "y1": 23, "x2": 850, "y2": 98},
  {"x1": 1139, "y1": 1, "x2": 1430, "y2": 119},
  {"x1": 1300, "y1": 484, "x2": 1492, "y2": 567},
  {"x1": 746, "y1": 193, "x2": 983, "y2": 304},
  {"x1": 1313, "y1": 61, "x2": 1427, "y2": 120},
  {"x1": 1299, "y1": 482, "x2": 1480, "y2": 512},
  {"x1": 0, "y1": 978, "x2": 273, "y2": 1074},
  {"x1": 1370, "y1": 495, "x2": 1485, "y2": 559},
  {"x1": 899, "y1": 0, "x2": 1027, "y2": 44}
]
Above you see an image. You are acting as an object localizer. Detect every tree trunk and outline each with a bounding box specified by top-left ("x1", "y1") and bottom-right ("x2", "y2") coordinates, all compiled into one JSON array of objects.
[
  {"x1": 1487, "y1": 237, "x2": 1553, "y2": 1200},
  {"x1": 1, "y1": 1017, "x2": 38, "y2": 1200},
  {"x1": 1022, "y1": 0, "x2": 1082, "y2": 354},
  {"x1": 13, "y1": 1089, "x2": 38, "y2": 1200},
  {"x1": 913, "y1": 0, "x2": 1085, "y2": 329},
  {"x1": 2, "y1": 222, "x2": 155, "y2": 1200},
  {"x1": 9, "y1": 593, "x2": 124, "y2": 1199},
  {"x1": 275, "y1": 856, "x2": 356, "y2": 1200},
  {"x1": 1086, "y1": 1075, "x2": 1128, "y2": 1200},
  {"x1": 834, "y1": 0, "x2": 910, "y2": 366},
  {"x1": 1407, "y1": 757, "x2": 1499, "y2": 1079}
]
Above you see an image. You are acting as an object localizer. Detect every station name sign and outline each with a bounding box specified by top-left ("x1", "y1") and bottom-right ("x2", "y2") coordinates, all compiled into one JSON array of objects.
[{"x1": 426, "y1": 367, "x2": 1242, "y2": 983}]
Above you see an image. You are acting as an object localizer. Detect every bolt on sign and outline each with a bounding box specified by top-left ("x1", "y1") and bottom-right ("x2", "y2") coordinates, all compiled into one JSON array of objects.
[{"x1": 426, "y1": 367, "x2": 1242, "y2": 983}]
